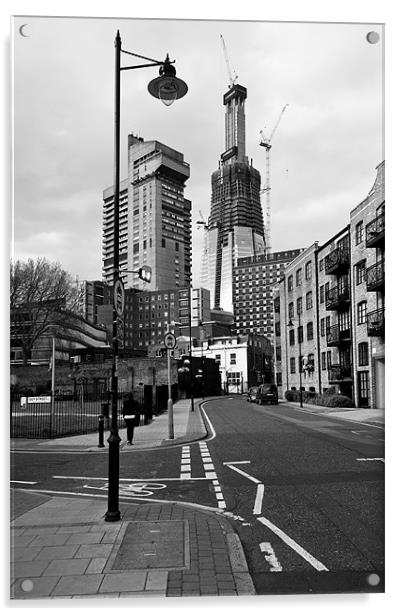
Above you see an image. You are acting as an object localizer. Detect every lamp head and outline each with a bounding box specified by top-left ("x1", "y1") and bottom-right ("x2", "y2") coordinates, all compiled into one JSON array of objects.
[{"x1": 148, "y1": 54, "x2": 188, "y2": 106}]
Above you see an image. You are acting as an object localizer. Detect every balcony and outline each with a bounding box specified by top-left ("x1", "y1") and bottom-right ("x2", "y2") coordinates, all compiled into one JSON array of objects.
[
  {"x1": 365, "y1": 212, "x2": 385, "y2": 248},
  {"x1": 328, "y1": 364, "x2": 353, "y2": 383},
  {"x1": 325, "y1": 246, "x2": 350, "y2": 275},
  {"x1": 325, "y1": 284, "x2": 350, "y2": 310},
  {"x1": 367, "y1": 308, "x2": 385, "y2": 338},
  {"x1": 366, "y1": 260, "x2": 385, "y2": 292},
  {"x1": 326, "y1": 324, "x2": 351, "y2": 347}
]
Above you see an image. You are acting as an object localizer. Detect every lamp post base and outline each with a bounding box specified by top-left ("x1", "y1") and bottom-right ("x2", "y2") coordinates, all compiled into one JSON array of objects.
[{"x1": 104, "y1": 510, "x2": 121, "y2": 522}]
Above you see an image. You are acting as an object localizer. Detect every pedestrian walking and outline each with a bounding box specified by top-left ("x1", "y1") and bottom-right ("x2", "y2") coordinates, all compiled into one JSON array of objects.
[{"x1": 122, "y1": 393, "x2": 140, "y2": 445}]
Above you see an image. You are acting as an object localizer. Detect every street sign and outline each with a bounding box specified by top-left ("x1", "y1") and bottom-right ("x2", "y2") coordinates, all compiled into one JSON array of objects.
[
  {"x1": 113, "y1": 279, "x2": 125, "y2": 317},
  {"x1": 164, "y1": 332, "x2": 176, "y2": 349}
]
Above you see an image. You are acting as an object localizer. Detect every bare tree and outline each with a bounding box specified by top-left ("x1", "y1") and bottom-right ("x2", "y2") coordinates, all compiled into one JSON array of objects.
[{"x1": 10, "y1": 258, "x2": 81, "y2": 364}]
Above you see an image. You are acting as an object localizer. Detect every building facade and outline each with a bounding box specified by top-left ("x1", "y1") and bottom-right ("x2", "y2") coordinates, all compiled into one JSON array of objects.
[
  {"x1": 191, "y1": 334, "x2": 273, "y2": 394},
  {"x1": 201, "y1": 84, "x2": 265, "y2": 312},
  {"x1": 275, "y1": 162, "x2": 385, "y2": 409},
  {"x1": 102, "y1": 135, "x2": 191, "y2": 291},
  {"x1": 233, "y1": 249, "x2": 303, "y2": 340}
]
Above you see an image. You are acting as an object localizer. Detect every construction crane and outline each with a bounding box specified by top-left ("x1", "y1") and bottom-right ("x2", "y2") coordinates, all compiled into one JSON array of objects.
[
  {"x1": 260, "y1": 103, "x2": 288, "y2": 253},
  {"x1": 220, "y1": 34, "x2": 238, "y2": 89},
  {"x1": 196, "y1": 210, "x2": 208, "y2": 230}
]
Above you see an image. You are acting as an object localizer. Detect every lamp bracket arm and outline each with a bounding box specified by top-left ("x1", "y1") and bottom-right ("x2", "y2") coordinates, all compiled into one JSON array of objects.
[{"x1": 120, "y1": 61, "x2": 165, "y2": 71}]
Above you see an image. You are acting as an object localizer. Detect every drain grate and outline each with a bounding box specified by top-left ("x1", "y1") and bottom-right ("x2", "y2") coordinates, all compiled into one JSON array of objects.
[{"x1": 111, "y1": 520, "x2": 189, "y2": 570}]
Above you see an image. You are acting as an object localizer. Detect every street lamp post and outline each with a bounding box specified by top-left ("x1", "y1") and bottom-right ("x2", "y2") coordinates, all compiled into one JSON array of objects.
[
  {"x1": 288, "y1": 314, "x2": 303, "y2": 408},
  {"x1": 105, "y1": 30, "x2": 187, "y2": 522}
]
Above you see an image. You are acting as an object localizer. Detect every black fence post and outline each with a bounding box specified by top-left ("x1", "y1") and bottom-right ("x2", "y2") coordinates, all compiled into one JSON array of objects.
[{"x1": 98, "y1": 414, "x2": 105, "y2": 448}]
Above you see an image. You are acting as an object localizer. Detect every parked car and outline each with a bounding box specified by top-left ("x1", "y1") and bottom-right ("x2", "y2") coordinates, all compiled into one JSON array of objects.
[
  {"x1": 255, "y1": 383, "x2": 278, "y2": 405},
  {"x1": 246, "y1": 386, "x2": 259, "y2": 403}
]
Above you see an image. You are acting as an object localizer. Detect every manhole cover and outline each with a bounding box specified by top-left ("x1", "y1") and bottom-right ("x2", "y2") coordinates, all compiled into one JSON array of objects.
[{"x1": 111, "y1": 520, "x2": 189, "y2": 570}]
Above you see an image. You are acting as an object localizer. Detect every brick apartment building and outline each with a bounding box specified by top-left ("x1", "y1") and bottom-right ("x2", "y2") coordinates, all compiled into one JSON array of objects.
[{"x1": 274, "y1": 161, "x2": 385, "y2": 409}]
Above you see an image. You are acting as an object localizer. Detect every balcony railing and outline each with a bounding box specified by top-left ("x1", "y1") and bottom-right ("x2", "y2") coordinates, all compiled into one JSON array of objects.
[
  {"x1": 325, "y1": 284, "x2": 350, "y2": 310},
  {"x1": 325, "y1": 246, "x2": 350, "y2": 274},
  {"x1": 326, "y1": 324, "x2": 351, "y2": 346},
  {"x1": 366, "y1": 260, "x2": 385, "y2": 292},
  {"x1": 328, "y1": 364, "x2": 353, "y2": 382},
  {"x1": 367, "y1": 307, "x2": 385, "y2": 338},
  {"x1": 366, "y1": 212, "x2": 385, "y2": 248}
]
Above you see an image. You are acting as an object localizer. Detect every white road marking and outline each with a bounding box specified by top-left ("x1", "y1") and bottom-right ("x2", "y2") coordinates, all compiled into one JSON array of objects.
[
  {"x1": 224, "y1": 463, "x2": 261, "y2": 484},
  {"x1": 259, "y1": 542, "x2": 283, "y2": 572},
  {"x1": 257, "y1": 516, "x2": 329, "y2": 572},
  {"x1": 356, "y1": 457, "x2": 385, "y2": 463},
  {"x1": 52, "y1": 475, "x2": 210, "y2": 482},
  {"x1": 180, "y1": 446, "x2": 192, "y2": 479},
  {"x1": 10, "y1": 480, "x2": 37, "y2": 485},
  {"x1": 253, "y1": 484, "x2": 265, "y2": 515},
  {"x1": 223, "y1": 461, "x2": 251, "y2": 465}
]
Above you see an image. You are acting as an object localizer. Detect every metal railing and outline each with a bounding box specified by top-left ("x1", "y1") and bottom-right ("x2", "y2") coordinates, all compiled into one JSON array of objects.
[
  {"x1": 328, "y1": 364, "x2": 352, "y2": 382},
  {"x1": 366, "y1": 212, "x2": 385, "y2": 247},
  {"x1": 325, "y1": 246, "x2": 350, "y2": 274},
  {"x1": 366, "y1": 260, "x2": 385, "y2": 291},
  {"x1": 367, "y1": 308, "x2": 385, "y2": 337},
  {"x1": 325, "y1": 284, "x2": 350, "y2": 310},
  {"x1": 10, "y1": 385, "x2": 177, "y2": 439}
]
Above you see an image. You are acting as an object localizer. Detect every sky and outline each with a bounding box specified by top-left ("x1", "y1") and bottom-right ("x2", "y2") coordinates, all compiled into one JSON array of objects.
[{"x1": 11, "y1": 11, "x2": 384, "y2": 288}]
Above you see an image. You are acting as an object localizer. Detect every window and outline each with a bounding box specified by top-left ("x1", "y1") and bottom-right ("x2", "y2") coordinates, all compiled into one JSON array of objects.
[
  {"x1": 215, "y1": 354, "x2": 221, "y2": 365},
  {"x1": 356, "y1": 221, "x2": 363, "y2": 245},
  {"x1": 276, "y1": 346, "x2": 282, "y2": 361},
  {"x1": 307, "y1": 322, "x2": 314, "y2": 340},
  {"x1": 357, "y1": 301, "x2": 367, "y2": 325},
  {"x1": 307, "y1": 353, "x2": 315, "y2": 371},
  {"x1": 321, "y1": 351, "x2": 327, "y2": 370},
  {"x1": 319, "y1": 285, "x2": 325, "y2": 304},
  {"x1": 289, "y1": 329, "x2": 295, "y2": 346},
  {"x1": 296, "y1": 268, "x2": 302, "y2": 286},
  {"x1": 358, "y1": 342, "x2": 369, "y2": 366},
  {"x1": 327, "y1": 351, "x2": 332, "y2": 368},
  {"x1": 287, "y1": 275, "x2": 293, "y2": 292},
  {"x1": 319, "y1": 259, "x2": 324, "y2": 272},
  {"x1": 275, "y1": 321, "x2": 281, "y2": 336},
  {"x1": 305, "y1": 261, "x2": 312, "y2": 280},
  {"x1": 297, "y1": 297, "x2": 303, "y2": 315},
  {"x1": 290, "y1": 357, "x2": 296, "y2": 374},
  {"x1": 230, "y1": 353, "x2": 236, "y2": 365},
  {"x1": 162, "y1": 238, "x2": 166, "y2": 248},
  {"x1": 306, "y1": 291, "x2": 313, "y2": 310},
  {"x1": 297, "y1": 326, "x2": 304, "y2": 344},
  {"x1": 326, "y1": 316, "x2": 331, "y2": 334},
  {"x1": 288, "y1": 302, "x2": 294, "y2": 319},
  {"x1": 355, "y1": 261, "x2": 366, "y2": 285},
  {"x1": 320, "y1": 318, "x2": 326, "y2": 337},
  {"x1": 276, "y1": 372, "x2": 282, "y2": 386}
]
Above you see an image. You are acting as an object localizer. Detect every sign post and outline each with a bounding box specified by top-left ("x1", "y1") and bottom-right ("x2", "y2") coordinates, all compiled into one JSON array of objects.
[{"x1": 164, "y1": 332, "x2": 176, "y2": 439}]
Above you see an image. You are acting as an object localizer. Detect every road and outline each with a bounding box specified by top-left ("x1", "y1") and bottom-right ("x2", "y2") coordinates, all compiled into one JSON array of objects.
[{"x1": 11, "y1": 396, "x2": 384, "y2": 595}]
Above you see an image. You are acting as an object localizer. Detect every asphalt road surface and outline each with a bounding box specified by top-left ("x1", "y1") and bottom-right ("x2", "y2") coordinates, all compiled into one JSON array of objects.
[{"x1": 11, "y1": 396, "x2": 384, "y2": 595}]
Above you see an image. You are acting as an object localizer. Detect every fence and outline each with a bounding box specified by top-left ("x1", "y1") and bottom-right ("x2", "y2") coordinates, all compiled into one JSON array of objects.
[{"x1": 10, "y1": 384, "x2": 178, "y2": 439}]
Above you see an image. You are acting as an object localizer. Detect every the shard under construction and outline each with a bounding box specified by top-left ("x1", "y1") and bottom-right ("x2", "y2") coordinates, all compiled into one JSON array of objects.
[{"x1": 201, "y1": 84, "x2": 265, "y2": 312}]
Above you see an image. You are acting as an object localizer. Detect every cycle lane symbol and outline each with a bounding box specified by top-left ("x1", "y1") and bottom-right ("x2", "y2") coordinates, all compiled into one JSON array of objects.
[{"x1": 83, "y1": 481, "x2": 167, "y2": 498}]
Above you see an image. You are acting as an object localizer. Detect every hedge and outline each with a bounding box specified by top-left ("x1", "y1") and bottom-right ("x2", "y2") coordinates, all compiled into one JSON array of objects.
[{"x1": 285, "y1": 390, "x2": 354, "y2": 408}]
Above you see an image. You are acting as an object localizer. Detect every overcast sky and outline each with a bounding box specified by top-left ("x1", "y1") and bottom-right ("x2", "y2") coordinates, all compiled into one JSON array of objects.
[{"x1": 12, "y1": 14, "x2": 383, "y2": 287}]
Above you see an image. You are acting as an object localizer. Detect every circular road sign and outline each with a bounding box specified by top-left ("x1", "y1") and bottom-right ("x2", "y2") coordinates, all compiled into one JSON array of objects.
[
  {"x1": 114, "y1": 279, "x2": 125, "y2": 317},
  {"x1": 164, "y1": 332, "x2": 176, "y2": 349}
]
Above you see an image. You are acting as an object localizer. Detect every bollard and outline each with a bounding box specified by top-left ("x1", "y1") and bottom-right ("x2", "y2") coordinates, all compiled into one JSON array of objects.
[{"x1": 98, "y1": 414, "x2": 105, "y2": 448}]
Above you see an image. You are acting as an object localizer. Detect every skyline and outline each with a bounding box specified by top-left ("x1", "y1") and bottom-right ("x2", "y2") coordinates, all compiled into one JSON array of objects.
[{"x1": 12, "y1": 16, "x2": 383, "y2": 288}]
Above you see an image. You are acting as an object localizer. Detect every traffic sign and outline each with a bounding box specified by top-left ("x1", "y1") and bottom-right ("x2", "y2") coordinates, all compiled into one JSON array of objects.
[
  {"x1": 164, "y1": 332, "x2": 176, "y2": 349},
  {"x1": 113, "y1": 279, "x2": 125, "y2": 317}
]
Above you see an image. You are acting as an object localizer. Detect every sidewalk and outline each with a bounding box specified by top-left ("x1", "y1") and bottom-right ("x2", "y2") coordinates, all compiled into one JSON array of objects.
[
  {"x1": 283, "y1": 400, "x2": 385, "y2": 427},
  {"x1": 10, "y1": 397, "x2": 256, "y2": 599},
  {"x1": 11, "y1": 397, "x2": 208, "y2": 453}
]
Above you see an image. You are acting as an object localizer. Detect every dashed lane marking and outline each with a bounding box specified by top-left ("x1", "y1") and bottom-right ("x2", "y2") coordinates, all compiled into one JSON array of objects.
[
  {"x1": 257, "y1": 516, "x2": 329, "y2": 572},
  {"x1": 199, "y1": 442, "x2": 226, "y2": 509},
  {"x1": 259, "y1": 542, "x2": 283, "y2": 572}
]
